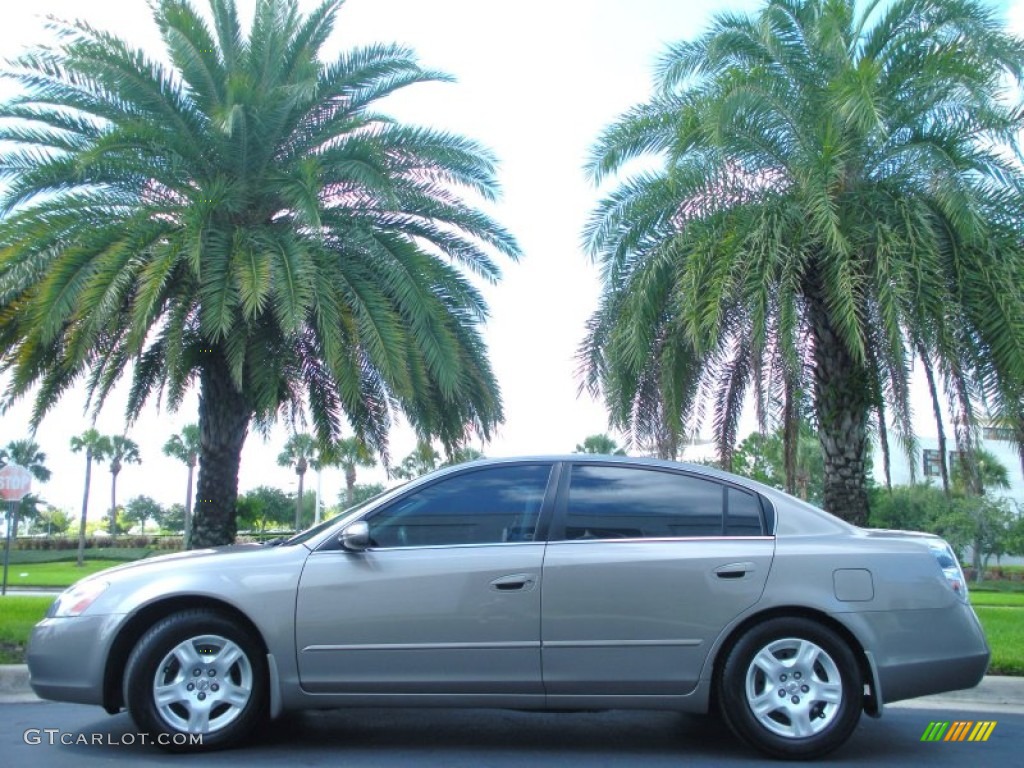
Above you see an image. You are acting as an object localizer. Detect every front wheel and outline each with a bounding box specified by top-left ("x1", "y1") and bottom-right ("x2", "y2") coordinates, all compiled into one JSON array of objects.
[
  {"x1": 717, "y1": 617, "x2": 862, "y2": 759},
  {"x1": 124, "y1": 609, "x2": 267, "y2": 751}
]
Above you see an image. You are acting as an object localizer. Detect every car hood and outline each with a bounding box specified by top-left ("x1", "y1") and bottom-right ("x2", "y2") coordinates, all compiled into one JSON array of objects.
[{"x1": 77, "y1": 543, "x2": 274, "y2": 585}]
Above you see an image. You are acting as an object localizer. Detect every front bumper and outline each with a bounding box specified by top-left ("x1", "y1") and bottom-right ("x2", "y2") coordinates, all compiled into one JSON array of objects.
[{"x1": 27, "y1": 615, "x2": 123, "y2": 706}]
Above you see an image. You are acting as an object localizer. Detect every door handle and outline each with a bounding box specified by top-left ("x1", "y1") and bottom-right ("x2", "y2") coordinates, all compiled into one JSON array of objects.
[
  {"x1": 489, "y1": 573, "x2": 537, "y2": 592},
  {"x1": 715, "y1": 562, "x2": 755, "y2": 579}
]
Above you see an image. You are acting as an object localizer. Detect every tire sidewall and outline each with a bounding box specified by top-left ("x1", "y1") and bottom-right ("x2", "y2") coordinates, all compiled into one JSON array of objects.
[
  {"x1": 718, "y1": 617, "x2": 862, "y2": 760},
  {"x1": 124, "y1": 610, "x2": 267, "y2": 752}
]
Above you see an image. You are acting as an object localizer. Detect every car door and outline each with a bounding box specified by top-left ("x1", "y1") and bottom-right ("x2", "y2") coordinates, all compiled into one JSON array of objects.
[
  {"x1": 295, "y1": 462, "x2": 556, "y2": 695},
  {"x1": 541, "y1": 462, "x2": 775, "y2": 696}
]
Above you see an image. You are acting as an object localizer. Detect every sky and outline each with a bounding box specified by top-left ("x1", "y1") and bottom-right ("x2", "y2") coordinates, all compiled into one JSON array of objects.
[{"x1": 0, "y1": 0, "x2": 1021, "y2": 518}]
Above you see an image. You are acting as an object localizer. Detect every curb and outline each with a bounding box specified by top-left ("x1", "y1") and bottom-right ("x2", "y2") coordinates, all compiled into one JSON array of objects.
[
  {"x1": 0, "y1": 665, "x2": 37, "y2": 703},
  {"x1": 3, "y1": 664, "x2": 1024, "y2": 711},
  {"x1": 887, "y1": 675, "x2": 1024, "y2": 714}
]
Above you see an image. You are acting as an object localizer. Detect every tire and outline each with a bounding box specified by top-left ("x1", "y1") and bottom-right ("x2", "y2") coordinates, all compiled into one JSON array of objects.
[
  {"x1": 124, "y1": 609, "x2": 267, "y2": 752},
  {"x1": 717, "y1": 617, "x2": 862, "y2": 760}
]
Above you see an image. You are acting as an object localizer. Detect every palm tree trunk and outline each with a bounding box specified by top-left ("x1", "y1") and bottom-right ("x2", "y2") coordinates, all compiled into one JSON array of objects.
[
  {"x1": 806, "y1": 279, "x2": 870, "y2": 525},
  {"x1": 919, "y1": 348, "x2": 950, "y2": 495},
  {"x1": 192, "y1": 352, "x2": 251, "y2": 549},
  {"x1": 783, "y1": 377, "x2": 798, "y2": 495},
  {"x1": 76, "y1": 452, "x2": 92, "y2": 567},
  {"x1": 109, "y1": 466, "x2": 119, "y2": 536},
  {"x1": 346, "y1": 464, "x2": 356, "y2": 507},
  {"x1": 184, "y1": 464, "x2": 194, "y2": 549},
  {"x1": 294, "y1": 471, "x2": 305, "y2": 531},
  {"x1": 876, "y1": 410, "x2": 892, "y2": 491}
]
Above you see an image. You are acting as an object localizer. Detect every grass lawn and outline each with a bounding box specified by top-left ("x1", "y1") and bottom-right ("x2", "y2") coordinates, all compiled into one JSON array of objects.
[
  {"x1": 0, "y1": 596, "x2": 53, "y2": 664},
  {"x1": 974, "y1": 606, "x2": 1024, "y2": 676},
  {"x1": 969, "y1": 591, "x2": 1024, "y2": 607},
  {"x1": 2, "y1": 560, "x2": 124, "y2": 587},
  {"x1": 5, "y1": 548, "x2": 154, "y2": 565}
]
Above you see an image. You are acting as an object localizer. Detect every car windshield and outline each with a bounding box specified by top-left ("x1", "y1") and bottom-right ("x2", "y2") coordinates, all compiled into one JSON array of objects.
[{"x1": 281, "y1": 484, "x2": 406, "y2": 546}]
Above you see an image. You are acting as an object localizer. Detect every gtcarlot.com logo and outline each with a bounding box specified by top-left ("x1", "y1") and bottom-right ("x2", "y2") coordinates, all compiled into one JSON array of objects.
[
  {"x1": 23, "y1": 729, "x2": 203, "y2": 747},
  {"x1": 920, "y1": 721, "x2": 997, "y2": 743}
]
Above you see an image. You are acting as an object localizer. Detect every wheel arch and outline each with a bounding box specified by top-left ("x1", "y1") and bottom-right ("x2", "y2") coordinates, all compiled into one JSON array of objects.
[
  {"x1": 102, "y1": 595, "x2": 269, "y2": 714},
  {"x1": 709, "y1": 606, "x2": 879, "y2": 716}
]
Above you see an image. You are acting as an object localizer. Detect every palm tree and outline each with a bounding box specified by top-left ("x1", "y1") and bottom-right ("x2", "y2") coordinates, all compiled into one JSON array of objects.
[
  {"x1": 278, "y1": 433, "x2": 318, "y2": 531},
  {"x1": 0, "y1": 439, "x2": 52, "y2": 483},
  {"x1": 163, "y1": 424, "x2": 200, "y2": 548},
  {"x1": 0, "y1": 439, "x2": 52, "y2": 538},
  {"x1": 582, "y1": 0, "x2": 1024, "y2": 524},
  {"x1": 574, "y1": 434, "x2": 627, "y2": 455},
  {"x1": 69, "y1": 429, "x2": 111, "y2": 566},
  {"x1": 443, "y1": 445, "x2": 485, "y2": 466},
  {"x1": 324, "y1": 437, "x2": 377, "y2": 509},
  {"x1": 392, "y1": 441, "x2": 443, "y2": 480},
  {"x1": 0, "y1": 0, "x2": 519, "y2": 547},
  {"x1": 106, "y1": 436, "x2": 141, "y2": 535}
]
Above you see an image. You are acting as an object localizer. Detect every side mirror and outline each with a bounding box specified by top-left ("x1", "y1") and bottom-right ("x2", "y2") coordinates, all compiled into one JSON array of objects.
[{"x1": 338, "y1": 520, "x2": 370, "y2": 552}]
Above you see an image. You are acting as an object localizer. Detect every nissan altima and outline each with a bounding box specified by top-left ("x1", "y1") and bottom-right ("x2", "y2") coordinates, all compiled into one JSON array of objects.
[{"x1": 27, "y1": 456, "x2": 989, "y2": 759}]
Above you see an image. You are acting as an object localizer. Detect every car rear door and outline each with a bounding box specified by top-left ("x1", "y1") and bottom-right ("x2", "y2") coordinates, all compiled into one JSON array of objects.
[{"x1": 541, "y1": 462, "x2": 775, "y2": 696}]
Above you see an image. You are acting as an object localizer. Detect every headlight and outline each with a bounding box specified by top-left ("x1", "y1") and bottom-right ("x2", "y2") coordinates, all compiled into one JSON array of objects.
[
  {"x1": 928, "y1": 541, "x2": 968, "y2": 603},
  {"x1": 49, "y1": 580, "x2": 110, "y2": 617}
]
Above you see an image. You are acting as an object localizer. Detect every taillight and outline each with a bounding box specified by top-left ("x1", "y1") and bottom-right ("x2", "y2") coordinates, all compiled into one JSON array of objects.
[{"x1": 929, "y1": 541, "x2": 969, "y2": 603}]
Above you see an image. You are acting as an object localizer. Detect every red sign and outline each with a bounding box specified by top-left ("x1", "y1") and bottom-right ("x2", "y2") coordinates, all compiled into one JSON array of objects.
[{"x1": 0, "y1": 465, "x2": 32, "y2": 502}]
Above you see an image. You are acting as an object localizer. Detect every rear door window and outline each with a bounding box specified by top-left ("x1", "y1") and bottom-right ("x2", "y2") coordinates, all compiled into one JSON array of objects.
[{"x1": 562, "y1": 464, "x2": 763, "y2": 539}]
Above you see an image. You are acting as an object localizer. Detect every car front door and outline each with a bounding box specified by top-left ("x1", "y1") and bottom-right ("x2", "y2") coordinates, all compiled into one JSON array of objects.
[
  {"x1": 295, "y1": 462, "x2": 555, "y2": 695},
  {"x1": 541, "y1": 463, "x2": 775, "y2": 696}
]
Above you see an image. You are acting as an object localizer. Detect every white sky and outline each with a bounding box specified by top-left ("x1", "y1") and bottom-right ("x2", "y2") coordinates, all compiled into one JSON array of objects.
[{"x1": 0, "y1": 0, "x2": 1020, "y2": 516}]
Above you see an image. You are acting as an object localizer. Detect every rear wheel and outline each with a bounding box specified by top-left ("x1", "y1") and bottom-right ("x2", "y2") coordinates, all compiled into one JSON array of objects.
[
  {"x1": 124, "y1": 610, "x2": 267, "y2": 751},
  {"x1": 718, "y1": 617, "x2": 862, "y2": 759}
]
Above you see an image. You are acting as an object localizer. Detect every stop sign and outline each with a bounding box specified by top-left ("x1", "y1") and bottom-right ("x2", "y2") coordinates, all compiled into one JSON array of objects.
[{"x1": 0, "y1": 465, "x2": 32, "y2": 502}]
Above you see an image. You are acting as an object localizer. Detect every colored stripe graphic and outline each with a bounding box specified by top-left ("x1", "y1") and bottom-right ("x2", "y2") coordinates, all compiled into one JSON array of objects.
[
  {"x1": 921, "y1": 720, "x2": 997, "y2": 743},
  {"x1": 945, "y1": 721, "x2": 972, "y2": 741},
  {"x1": 921, "y1": 722, "x2": 950, "y2": 741},
  {"x1": 968, "y1": 722, "x2": 997, "y2": 742}
]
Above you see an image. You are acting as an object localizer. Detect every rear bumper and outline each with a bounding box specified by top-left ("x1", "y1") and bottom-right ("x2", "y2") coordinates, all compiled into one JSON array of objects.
[{"x1": 844, "y1": 603, "x2": 990, "y2": 706}]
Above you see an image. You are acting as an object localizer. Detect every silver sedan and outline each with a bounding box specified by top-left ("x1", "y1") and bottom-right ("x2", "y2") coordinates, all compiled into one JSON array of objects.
[{"x1": 27, "y1": 456, "x2": 989, "y2": 759}]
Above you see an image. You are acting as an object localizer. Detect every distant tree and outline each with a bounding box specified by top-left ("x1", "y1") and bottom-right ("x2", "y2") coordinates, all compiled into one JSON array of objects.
[
  {"x1": 69, "y1": 429, "x2": 111, "y2": 566},
  {"x1": 236, "y1": 486, "x2": 294, "y2": 534},
  {"x1": 104, "y1": 506, "x2": 132, "y2": 536},
  {"x1": 1007, "y1": 510, "x2": 1024, "y2": 561},
  {"x1": 298, "y1": 491, "x2": 317, "y2": 530},
  {"x1": 868, "y1": 484, "x2": 950, "y2": 533},
  {"x1": 392, "y1": 440, "x2": 484, "y2": 479},
  {"x1": 952, "y1": 448, "x2": 1010, "y2": 495},
  {"x1": 731, "y1": 425, "x2": 824, "y2": 503},
  {"x1": 7, "y1": 492, "x2": 44, "y2": 536},
  {"x1": 0, "y1": 439, "x2": 53, "y2": 482},
  {"x1": 392, "y1": 441, "x2": 443, "y2": 480},
  {"x1": 0, "y1": 439, "x2": 52, "y2": 538},
  {"x1": 322, "y1": 437, "x2": 377, "y2": 508},
  {"x1": 278, "y1": 434, "x2": 318, "y2": 531},
  {"x1": 163, "y1": 425, "x2": 200, "y2": 548},
  {"x1": 869, "y1": 482, "x2": 1018, "y2": 580},
  {"x1": 574, "y1": 434, "x2": 626, "y2": 455},
  {"x1": 155, "y1": 503, "x2": 186, "y2": 535},
  {"x1": 33, "y1": 506, "x2": 73, "y2": 536},
  {"x1": 107, "y1": 436, "x2": 141, "y2": 535},
  {"x1": 444, "y1": 446, "x2": 485, "y2": 465},
  {"x1": 124, "y1": 495, "x2": 163, "y2": 535},
  {"x1": 339, "y1": 483, "x2": 387, "y2": 510}
]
